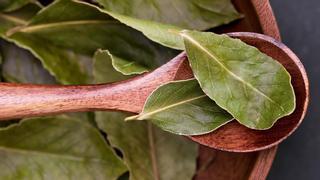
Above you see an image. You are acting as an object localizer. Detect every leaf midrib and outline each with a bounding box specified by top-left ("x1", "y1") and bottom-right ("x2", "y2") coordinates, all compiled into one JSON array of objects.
[
  {"x1": 13, "y1": 20, "x2": 120, "y2": 33},
  {"x1": 0, "y1": 146, "x2": 110, "y2": 164},
  {"x1": 182, "y1": 32, "x2": 285, "y2": 112},
  {"x1": 131, "y1": 95, "x2": 207, "y2": 120}
]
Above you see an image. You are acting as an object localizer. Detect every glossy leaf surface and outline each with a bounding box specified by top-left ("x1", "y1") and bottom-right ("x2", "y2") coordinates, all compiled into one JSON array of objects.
[
  {"x1": 93, "y1": 49, "x2": 129, "y2": 83},
  {"x1": 127, "y1": 79, "x2": 233, "y2": 135},
  {"x1": 97, "y1": 0, "x2": 241, "y2": 30},
  {"x1": 97, "y1": 0, "x2": 241, "y2": 50},
  {"x1": 0, "y1": 117, "x2": 127, "y2": 179},
  {"x1": 94, "y1": 49, "x2": 148, "y2": 76},
  {"x1": 103, "y1": 11, "x2": 185, "y2": 50},
  {"x1": 182, "y1": 30, "x2": 295, "y2": 129}
]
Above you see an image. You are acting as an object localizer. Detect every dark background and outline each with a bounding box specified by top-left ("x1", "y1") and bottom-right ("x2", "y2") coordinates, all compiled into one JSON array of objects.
[{"x1": 268, "y1": 0, "x2": 320, "y2": 179}]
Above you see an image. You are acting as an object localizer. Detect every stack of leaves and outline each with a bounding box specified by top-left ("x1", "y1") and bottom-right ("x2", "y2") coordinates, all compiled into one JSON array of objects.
[{"x1": 0, "y1": 0, "x2": 295, "y2": 179}]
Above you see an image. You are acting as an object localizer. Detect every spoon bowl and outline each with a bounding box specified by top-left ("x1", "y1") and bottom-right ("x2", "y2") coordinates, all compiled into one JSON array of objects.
[
  {"x1": 0, "y1": 32, "x2": 309, "y2": 152},
  {"x1": 190, "y1": 32, "x2": 309, "y2": 152}
]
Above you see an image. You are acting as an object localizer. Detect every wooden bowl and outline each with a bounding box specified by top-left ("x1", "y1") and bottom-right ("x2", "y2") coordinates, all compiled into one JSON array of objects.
[{"x1": 194, "y1": 0, "x2": 309, "y2": 179}]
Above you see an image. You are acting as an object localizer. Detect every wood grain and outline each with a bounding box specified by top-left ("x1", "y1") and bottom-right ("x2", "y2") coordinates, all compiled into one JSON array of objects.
[{"x1": 194, "y1": 146, "x2": 277, "y2": 180}]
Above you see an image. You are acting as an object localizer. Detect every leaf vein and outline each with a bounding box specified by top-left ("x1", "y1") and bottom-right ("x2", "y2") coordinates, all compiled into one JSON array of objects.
[
  {"x1": 0, "y1": 146, "x2": 110, "y2": 164},
  {"x1": 182, "y1": 33, "x2": 285, "y2": 112},
  {"x1": 137, "y1": 95, "x2": 207, "y2": 120},
  {"x1": 13, "y1": 20, "x2": 120, "y2": 34}
]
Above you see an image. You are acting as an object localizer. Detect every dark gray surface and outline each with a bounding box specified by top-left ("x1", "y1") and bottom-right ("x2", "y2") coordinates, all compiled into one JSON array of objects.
[{"x1": 268, "y1": 0, "x2": 320, "y2": 179}]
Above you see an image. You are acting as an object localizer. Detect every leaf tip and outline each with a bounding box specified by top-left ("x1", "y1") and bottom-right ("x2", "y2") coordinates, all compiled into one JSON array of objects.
[{"x1": 179, "y1": 29, "x2": 189, "y2": 36}]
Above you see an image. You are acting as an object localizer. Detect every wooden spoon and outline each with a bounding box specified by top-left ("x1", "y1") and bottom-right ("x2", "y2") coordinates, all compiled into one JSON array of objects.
[{"x1": 0, "y1": 32, "x2": 309, "y2": 152}]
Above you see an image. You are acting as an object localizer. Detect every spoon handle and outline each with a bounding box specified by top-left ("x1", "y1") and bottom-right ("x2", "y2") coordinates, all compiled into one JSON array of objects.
[
  {"x1": 0, "y1": 82, "x2": 135, "y2": 120},
  {"x1": 0, "y1": 53, "x2": 189, "y2": 120}
]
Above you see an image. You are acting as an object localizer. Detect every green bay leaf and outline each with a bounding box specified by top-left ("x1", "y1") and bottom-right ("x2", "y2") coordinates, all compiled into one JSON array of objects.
[
  {"x1": 182, "y1": 30, "x2": 296, "y2": 129},
  {"x1": 127, "y1": 79, "x2": 233, "y2": 135},
  {"x1": 5, "y1": 0, "x2": 176, "y2": 84},
  {"x1": 93, "y1": 49, "x2": 129, "y2": 83},
  {"x1": 96, "y1": 0, "x2": 241, "y2": 30},
  {"x1": 96, "y1": 0, "x2": 241, "y2": 50},
  {"x1": 103, "y1": 11, "x2": 185, "y2": 50},
  {"x1": 0, "y1": 117, "x2": 127, "y2": 179},
  {"x1": 94, "y1": 49, "x2": 149, "y2": 76},
  {"x1": 5, "y1": 35, "x2": 94, "y2": 84}
]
